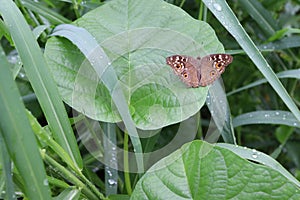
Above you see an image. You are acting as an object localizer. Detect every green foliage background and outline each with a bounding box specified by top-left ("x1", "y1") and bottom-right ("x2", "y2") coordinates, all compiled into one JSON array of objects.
[{"x1": 0, "y1": 0, "x2": 299, "y2": 199}]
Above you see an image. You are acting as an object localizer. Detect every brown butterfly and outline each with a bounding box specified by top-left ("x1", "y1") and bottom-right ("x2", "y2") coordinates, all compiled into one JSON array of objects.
[{"x1": 166, "y1": 54, "x2": 233, "y2": 87}]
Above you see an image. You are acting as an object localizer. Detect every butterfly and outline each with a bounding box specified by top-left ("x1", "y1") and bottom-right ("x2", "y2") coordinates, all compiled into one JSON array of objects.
[{"x1": 166, "y1": 54, "x2": 233, "y2": 87}]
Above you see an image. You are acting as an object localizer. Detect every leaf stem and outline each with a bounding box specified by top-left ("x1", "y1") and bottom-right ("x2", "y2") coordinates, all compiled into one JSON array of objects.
[
  {"x1": 123, "y1": 131, "x2": 132, "y2": 195},
  {"x1": 42, "y1": 151, "x2": 104, "y2": 199}
]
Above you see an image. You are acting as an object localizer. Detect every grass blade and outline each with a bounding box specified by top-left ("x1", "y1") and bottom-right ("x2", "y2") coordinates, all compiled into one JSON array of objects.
[
  {"x1": 102, "y1": 123, "x2": 118, "y2": 195},
  {"x1": 0, "y1": 133, "x2": 16, "y2": 200},
  {"x1": 22, "y1": 0, "x2": 71, "y2": 24},
  {"x1": 227, "y1": 69, "x2": 300, "y2": 96},
  {"x1": 206, "y1": 81, "x2": 236, "y2": 144},
  {"x1": 232, "y1": 110, "x2": 299, "y2": 128},
  {"x1": 0, "y1": 0, "x2": 82, "y2": 169},
  {"x1": 260, "y1": 36, "x2": 300, "y2": 50},
  {"x1": 0, "y1": 46, "x2": 51, "y2": 200},
  {"x1": 238, "y1": 0, "x2": 279, "y2": 36},
  {"x1": 203, "y1": 0, "x2": 300, "y2": 122}
]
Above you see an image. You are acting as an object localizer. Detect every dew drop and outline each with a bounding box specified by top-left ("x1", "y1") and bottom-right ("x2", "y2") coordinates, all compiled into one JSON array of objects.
[
  {"x1": 249, "y1": 114, "x2": 253, "y2": 118},
  {"x1": 43, "y1": 179, "x2": 49, "y2": 186},
  {"x1": 264, "y1": 114, "x2": 270, "y2": 117},
  {"x1": 19, "y1": 73, "x2": 25, "y2": 78},
  {"x1": 282, "y1": 114, "x2": 286, "y2": 120},
  {"x1": 106, "y1": 169, "x2": 112, "y2": 177},
  {"x1": 213, "y1": 3, "x2": 222, "y2": 11},
  {"x1": 293, "y1": 122, "x2": 298, "y2": 126},
  {"x1": 107, "y1": 179, "x2": 117, "y2": 186},
  {"x1": 252, "y1": 149, "x2": 258, "y2": 159},
  {"x1": 275, "y1": 111, "x2": 280, "y2": 115}
]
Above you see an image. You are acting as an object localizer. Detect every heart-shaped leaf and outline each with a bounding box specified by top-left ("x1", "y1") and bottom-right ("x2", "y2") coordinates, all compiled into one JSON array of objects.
[
  {"x1": 44, "y1": 0, "x2": 225, "y2": 129},
  {"x1": 131, "y1": 140, "x2": 300, "y2": 199}
]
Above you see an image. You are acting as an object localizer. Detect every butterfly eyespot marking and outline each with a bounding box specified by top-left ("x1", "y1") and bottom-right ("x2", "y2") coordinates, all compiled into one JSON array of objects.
[
  {"x1": 216, "y1": 63, "x2": 223, "y2": 68},
  {"x1": 174, "y1": 63, "x2": 184, "y2": 69},
  {"x1": 183, "y1": 72, "x2": 188, "y2": 78},
  {"x1": 210, "y1": 70, "x2": 216, "y2": 76}
]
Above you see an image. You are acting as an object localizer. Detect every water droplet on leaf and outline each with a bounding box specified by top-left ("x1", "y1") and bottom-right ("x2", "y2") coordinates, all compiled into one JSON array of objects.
[
  {"x1": 252, "y1": 149, "x2": 258, "y2": 159},
  {"x1": 213, "y1": 3, "x2": 222, "y2": 11},
  {"x1": 43, "y1": 179, "x2": 49, "y2": 186},
  {"x1": 108, "y1": 179, "x2": 117, "y2": 186}
]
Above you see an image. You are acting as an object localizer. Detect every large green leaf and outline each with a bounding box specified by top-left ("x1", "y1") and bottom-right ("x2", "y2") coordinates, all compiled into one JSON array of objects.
[
  {"x1": 44, "y1": 0, "x2": 226, "y2": 130},
  {"x1": 131, "y1": 140, "x2": 300, "y2": 199}
]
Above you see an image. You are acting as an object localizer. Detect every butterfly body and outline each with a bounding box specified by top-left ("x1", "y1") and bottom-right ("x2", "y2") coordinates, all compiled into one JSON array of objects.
[{"x1": 166, "y1": 54, "x2": 233, "y2": 87}]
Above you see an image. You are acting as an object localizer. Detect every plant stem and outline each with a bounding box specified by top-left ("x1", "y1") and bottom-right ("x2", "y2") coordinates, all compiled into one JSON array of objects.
[
  {"x1": 123, "y1": 131, "x2": 132, "y2": 195},
  {"x1": 42, "y1": 151, "x2": 103, "y2": 199}
]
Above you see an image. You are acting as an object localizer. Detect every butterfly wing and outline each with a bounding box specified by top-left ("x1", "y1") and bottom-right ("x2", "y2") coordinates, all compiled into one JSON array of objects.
[
  {"x1": 166, "y1": 55, "x2": 192, "y2": 74},
  {"x1": 180, "y1": 67, "x2": 201, "y2": 88},
  {"x1": 166, "y1": 55, "x2": 201, "y2": 87},
  {"x1": 198, "y1": 54, "x2": 232, "y2": 86}
]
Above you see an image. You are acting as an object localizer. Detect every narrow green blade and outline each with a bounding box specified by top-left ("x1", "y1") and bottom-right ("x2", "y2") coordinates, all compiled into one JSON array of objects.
[
  {"x1": 0, "y1": 0, "x2": 82, "y2": 169},
  {"x1": 203, "y1": 0, "x2": 300, "y2": 122},
  {"x1": 0, "y1": 46, "x2": 51, "y2": 200}
]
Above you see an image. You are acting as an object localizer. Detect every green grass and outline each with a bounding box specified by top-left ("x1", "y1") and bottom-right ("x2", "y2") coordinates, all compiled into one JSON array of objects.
[{"x1": 0, "y1": 0, "x2": 299, "y2": 199}]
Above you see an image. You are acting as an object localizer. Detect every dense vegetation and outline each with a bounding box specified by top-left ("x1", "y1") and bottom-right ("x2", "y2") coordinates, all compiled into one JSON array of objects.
[{"x1": 0, "y1": 0, "x2": 299, "y2": 199}]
